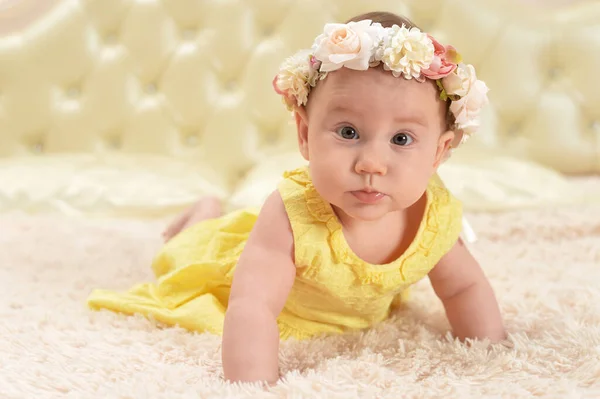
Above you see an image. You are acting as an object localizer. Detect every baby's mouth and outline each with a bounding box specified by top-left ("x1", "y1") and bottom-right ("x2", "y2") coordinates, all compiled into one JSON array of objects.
[{"x1": 350, "y1": 189, "x2": 386, "y2": 204}]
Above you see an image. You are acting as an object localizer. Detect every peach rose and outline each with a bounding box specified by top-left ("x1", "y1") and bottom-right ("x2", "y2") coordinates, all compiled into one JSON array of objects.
[
  {"x1": 312, "y1": 20, "x2": 380, "y2": 72},
  {"x1": 421, "y1": 35, "x2": 459, "y2": 79}
]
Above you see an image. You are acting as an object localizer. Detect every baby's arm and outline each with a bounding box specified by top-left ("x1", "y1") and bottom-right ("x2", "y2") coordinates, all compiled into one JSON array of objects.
[
  {"x1": 428, "y1": 239, "x2": 506, "y2": 343},
  {"x1": 222, "y1": 190, "x2": 296, "y2": 384}
]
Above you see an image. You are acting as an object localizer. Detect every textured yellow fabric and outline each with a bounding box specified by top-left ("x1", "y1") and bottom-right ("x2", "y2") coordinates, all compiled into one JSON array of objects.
[{"x1": 88, "y1": 167, "x2": 463, "y2": 340}]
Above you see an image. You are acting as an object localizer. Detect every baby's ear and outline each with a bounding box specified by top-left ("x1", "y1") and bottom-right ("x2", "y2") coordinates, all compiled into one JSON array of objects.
[
  {"x1": 434, "y1": 130, "x2": 455, "y2": 168},
  {"x1": 294, "y1": 107, "x2": 310, "y2": 161}
]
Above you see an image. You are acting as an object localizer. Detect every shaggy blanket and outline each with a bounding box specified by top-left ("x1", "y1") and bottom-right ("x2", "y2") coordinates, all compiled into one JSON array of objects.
[{"x1": 1, "y1": 204, "x2": 599, "y2": 398}]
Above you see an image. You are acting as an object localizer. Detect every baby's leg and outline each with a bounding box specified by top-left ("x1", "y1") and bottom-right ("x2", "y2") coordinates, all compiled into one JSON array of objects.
[{"x1": 163, "y1": 197, "x2": 222, "y2": 241}]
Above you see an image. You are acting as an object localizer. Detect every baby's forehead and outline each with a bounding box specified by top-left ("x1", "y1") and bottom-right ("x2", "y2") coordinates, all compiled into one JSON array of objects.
[{"x1": 317, "y1": 68, "x2": 441, "y2": 111}]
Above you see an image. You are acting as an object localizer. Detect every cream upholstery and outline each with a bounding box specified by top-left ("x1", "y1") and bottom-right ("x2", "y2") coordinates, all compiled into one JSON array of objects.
[{"x1": 0, "y1": 0, "x2": 599, "y2": 217}]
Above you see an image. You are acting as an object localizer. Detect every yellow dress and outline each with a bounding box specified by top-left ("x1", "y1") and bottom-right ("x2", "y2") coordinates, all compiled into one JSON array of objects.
[{"x1": 87, "y1": 166, "x2": 463, "y2": 340}]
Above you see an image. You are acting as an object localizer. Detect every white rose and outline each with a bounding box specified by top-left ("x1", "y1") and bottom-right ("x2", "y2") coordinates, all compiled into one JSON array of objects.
[
  {"x1": 450, "y1": 78, "x2": 489, "y2": 133},
  {"x1": 380, "y1": 25, "x2": 434, "y2": 79},
  {"x1": 312, "y1": 20, "x2": 381, "y2": 72},
  {"x1": 442, "y1": 63, "x2": 475, "y2": 97},
  {"x1": 369, "y1": 22, "x2": 387, "y2": 65}
]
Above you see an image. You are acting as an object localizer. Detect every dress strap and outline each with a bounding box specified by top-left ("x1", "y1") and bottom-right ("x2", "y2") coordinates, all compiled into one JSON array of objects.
[{"x1": 461, "y1": 216, "x2": 478, "y2": 243}]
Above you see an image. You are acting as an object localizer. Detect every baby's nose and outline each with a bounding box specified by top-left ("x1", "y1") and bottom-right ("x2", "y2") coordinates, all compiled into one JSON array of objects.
[{"x1": 355, "y1": 156, "x2": 387, "y2": 176}]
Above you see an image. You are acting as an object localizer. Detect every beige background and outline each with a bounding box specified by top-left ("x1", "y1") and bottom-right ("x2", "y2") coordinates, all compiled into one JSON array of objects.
[
  {"x1": 0, "y1": 0, "x2": 584, "y2": 35},
  {"x1": 0, "y1": 0, "x2": 598, "y2": 217}
]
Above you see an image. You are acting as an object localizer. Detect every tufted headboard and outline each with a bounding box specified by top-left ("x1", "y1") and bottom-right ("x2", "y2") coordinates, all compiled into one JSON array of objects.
[{"x1": 0, "y1": 0, "x2": 598, "y2": 217}]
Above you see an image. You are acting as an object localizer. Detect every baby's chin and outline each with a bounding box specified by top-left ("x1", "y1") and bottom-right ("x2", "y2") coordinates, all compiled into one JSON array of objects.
[{"x1": 332, "y1": 199, "x2": 405, "y2": 223}]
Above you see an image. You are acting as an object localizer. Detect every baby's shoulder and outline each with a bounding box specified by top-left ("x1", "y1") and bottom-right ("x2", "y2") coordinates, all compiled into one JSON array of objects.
[
  {"x1": 276, "y1": 166, "x2": 320, "y2": 224},
  {"x1": 422, "y1": 174, "x2": 464, "y2": 251},
  {"x1": 250, "y1": 190, "x2": 295, "y2": 254},
  {"x1": 428, "y1": 174, "x2": 462, "y2": 213}
]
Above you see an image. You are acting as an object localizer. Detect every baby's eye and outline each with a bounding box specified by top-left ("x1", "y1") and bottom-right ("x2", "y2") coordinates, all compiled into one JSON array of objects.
[
  {"x1": 391, "y1": 133, "x2": 413, "y2": 146},
  {"x1": 337, "y1": 126, "x2": 359, "y2": 140}
]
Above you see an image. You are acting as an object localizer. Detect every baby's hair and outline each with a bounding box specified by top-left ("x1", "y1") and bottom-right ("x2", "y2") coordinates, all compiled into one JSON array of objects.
[
  {"x1": 345, "y1": 11, "x2": 418, "y2": 30},
  {"x1": 345, "y1": 11, "x2": 457, "y2": 133}
]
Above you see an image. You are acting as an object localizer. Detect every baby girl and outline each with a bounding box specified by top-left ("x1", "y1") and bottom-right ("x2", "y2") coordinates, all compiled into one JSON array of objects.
[{"x1": 88, "y1": 11, "x2": 506, "y2": 384}]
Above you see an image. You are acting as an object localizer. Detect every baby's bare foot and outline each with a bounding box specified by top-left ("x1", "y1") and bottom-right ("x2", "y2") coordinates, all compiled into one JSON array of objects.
[
  {"x1": 188, "y1": 197, "x2": 222, "y2": 224},
  {"x1": 163, "y1": 196, "x2": 222, "y2": 242}
]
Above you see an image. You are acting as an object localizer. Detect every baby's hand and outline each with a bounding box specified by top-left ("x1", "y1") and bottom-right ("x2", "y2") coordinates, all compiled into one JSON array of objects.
[
  {"x1": 428, "y1": 239, "x2": 506, "y2": 343},
  {"x1": 162, "y1": 197, "x2": 222, "y2": 242}
]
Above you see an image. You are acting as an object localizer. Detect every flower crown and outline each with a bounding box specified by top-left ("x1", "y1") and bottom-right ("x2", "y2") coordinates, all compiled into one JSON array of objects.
[{"x1": 272, "y1": 19, "x2": 489, "y2": 145}]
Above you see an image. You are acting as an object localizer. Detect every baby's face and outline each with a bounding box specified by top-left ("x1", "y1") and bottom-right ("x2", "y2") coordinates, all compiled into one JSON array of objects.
[{"x1": 297, "y1": 67, "x2": 453, "y2": 222}]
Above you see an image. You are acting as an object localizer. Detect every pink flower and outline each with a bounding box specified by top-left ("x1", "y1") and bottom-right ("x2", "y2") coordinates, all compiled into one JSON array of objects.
[
  {"x1": 272, "y1": 75, "x2": 295, "y2": 110},
  {"x1": 309, "y1": 55, "x2": 321, "y2": 70},
  {"x1": 272, "y1": 75, "x2": 285, "y2": 96},
  {"x1": 421, "y1": 35, "x2": 459, "y2": 79}
]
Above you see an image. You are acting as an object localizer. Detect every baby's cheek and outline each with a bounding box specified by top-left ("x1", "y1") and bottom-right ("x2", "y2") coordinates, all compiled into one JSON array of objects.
[
  {"x1": 393, "y1": 163, "x2": 431, "y2": 201},
  {"x1": 310, "y1": 142, "x2": 347, "y2": 171},
  {"x1": 309, "y1": 162, "x2": 344, "y2": 200}
]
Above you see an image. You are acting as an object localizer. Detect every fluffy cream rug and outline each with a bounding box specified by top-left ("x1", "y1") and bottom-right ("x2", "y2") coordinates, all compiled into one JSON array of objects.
[{"x1": 1, "y1": 203, "x2": 599, "y2": 398}]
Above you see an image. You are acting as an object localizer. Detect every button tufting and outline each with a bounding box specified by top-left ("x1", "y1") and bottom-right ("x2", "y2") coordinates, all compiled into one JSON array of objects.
[
  {"x1": 548, "y1": 67, "x2": 561, "y2": 79},
  {"x1": 265, "y1": 130, "x2": 279, "y2": 143},
  {"x1": 31, "y1": 141, "x2": 44, "y2": 154},
  {"x1": 145, "y1": 82, "x2": 157, "y2": 94},
  {"x1": 224, "y1": 80, "x2": 237, "y2": 91},
  {"x1": 66, "y1": 86, "x2": 80, "y2": 98},
  {"x1": 262, "y1": 26, "x2": 274, "y2": 38},
  {"x1": 186, "y1": 135, "x2": 199, "y2": 146},
  {"x1": 104, "y1": 32, "x2": 118, "y2": 45},
  {"x1": 182, "y1": 28, "x2": 196, "y2": 41},
  {"x1": 507, "y1": 123, "x2": 521, "y2": 136},
  {"x1": 107, "y1": 135, "x2": 121, "y2": 149}
]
